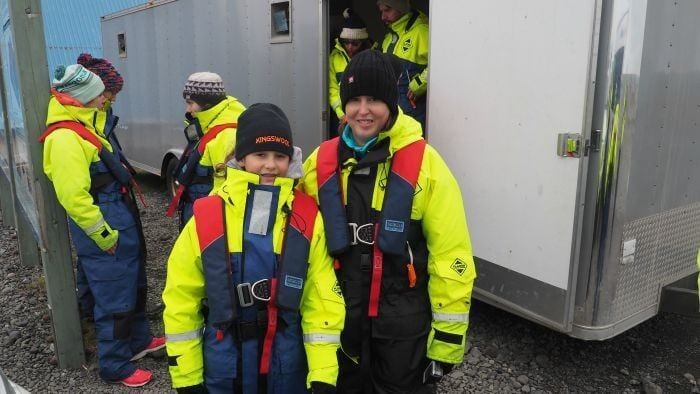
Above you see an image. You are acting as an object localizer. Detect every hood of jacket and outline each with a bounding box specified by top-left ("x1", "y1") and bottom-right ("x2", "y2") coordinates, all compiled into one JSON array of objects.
[
  {"x1": 45, "y1": 90, "x2": 111, "y2": 150},
  {"x1": 332, "y1": 38, "x2": 351, "y2": 59},
  {"x1": 374, "y1": 108, "x2": 423, "y2": 156},
  {"x1": 388, "y1": 9, "x2": 428, "y2": 33},
  {"x1": 193, "y1": 95, "x2": 244, "y2": 132},
  {"x1": 216, "y1": 166, "x2": 296, "y2": 213}
]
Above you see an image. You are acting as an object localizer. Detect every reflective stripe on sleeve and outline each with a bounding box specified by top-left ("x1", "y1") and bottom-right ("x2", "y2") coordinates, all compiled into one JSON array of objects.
[
  {"x1": 166, "y1": 328, "x2": 203, "y2": 342},
  {"x1": 303, "y1": 333, "x2": 340, "y2": 344},
  {"x1": 83, "y1": 219, "x2": 106, "y2": 235},
  {"x1": 432, "y1": 312, "x2": 469, "y2": 323}
]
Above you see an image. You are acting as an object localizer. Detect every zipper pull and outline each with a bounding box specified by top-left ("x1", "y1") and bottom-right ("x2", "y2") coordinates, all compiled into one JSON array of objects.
[{"x1": 407, "y1": 263, "x2": 416, "y2": 288}]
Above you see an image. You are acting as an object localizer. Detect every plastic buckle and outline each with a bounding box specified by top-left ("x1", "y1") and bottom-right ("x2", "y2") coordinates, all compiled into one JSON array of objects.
[
  {"x1": 348, "y1": 222, "x2": 374, "y2": 246},
  {"x1": 237, "y1": 280, "x2": 271, "y2": 307},
  {"x1": 236, "y1": 283, "x2": 254, "y2": 307}
]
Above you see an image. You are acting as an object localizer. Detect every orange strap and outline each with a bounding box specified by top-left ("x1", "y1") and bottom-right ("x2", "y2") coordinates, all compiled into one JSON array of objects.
[
  {"x1": 259, "y1": 278, "x2": 278, "y2": 374},
  {"x1": 166, "y1": 184, "x2": 186, "y2": 217},
  {"x1": 38, "y1": 121, "x2": 102, "y2": 151},
  {"x1": 198, "y1": 123, "x2": 237, "y2": 154},
  {"x1": 130, "y1": 179, "x2": 148, "y2": 209}
]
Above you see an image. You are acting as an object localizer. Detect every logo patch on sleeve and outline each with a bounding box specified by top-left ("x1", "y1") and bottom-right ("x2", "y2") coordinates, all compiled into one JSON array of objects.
[
  {"x1": 284, "y1": 275, "x2": 304, "y2": 289},
  {"x1": 450, "y1": 259, "x2": 467, "y2": 276},
  {"x1": 332, "y1": 281, "x2": 343, "y2": 298}
]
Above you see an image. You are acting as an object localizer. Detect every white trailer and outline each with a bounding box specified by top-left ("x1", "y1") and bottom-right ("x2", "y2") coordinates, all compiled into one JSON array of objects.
[
  {"x1": 102, "y1": 0, "x2": 700, "y2": 340},
  {"x1": 100, "y1": 0, "x2": 329, "y2": 189}
]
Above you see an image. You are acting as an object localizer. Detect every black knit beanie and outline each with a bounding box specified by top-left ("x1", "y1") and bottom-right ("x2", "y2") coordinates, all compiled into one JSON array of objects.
[
  {"x1": 340, "y1": 49, "x2": 399, "y2": 117},
  {"x1": 234, "y1": 103, "x2": 294, "y2": 160}
]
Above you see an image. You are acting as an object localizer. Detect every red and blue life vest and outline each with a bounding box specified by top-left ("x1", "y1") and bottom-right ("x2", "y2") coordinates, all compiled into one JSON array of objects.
[
  {"x1": 316, "y1": 136, "x2": 426, "y2": 316},
  {"x1": 192, "y1": 190, "x2": 318, "y2": 373}
]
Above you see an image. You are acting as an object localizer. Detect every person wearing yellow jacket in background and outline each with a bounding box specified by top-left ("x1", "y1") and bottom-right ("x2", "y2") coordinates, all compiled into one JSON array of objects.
[
  {"x1": 168, "y1": 72, "x2": 246, "y2": 229},
  {"x1": 40, "y1": 64, "x2": 164, "y2": 388},
  {"x1": 163, "y1": 103, "x2": 344, "y2": 394},
  {"x1": 328, "y1": 8, "x2": 372, "y2": 138},
  {"x1": 377, "y1": 0, "x2": 429, "y2": 132},
  {"x1": 299, "y1": 50, "x2": 476, "y2": 393}
]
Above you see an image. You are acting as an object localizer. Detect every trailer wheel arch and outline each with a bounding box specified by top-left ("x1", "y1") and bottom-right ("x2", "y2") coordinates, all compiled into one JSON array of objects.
[{"x1": 162, "y1": 154, "x2": 179, "y2": 198}]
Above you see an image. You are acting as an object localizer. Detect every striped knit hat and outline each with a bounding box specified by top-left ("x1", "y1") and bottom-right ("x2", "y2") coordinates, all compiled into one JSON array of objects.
[
  {"x1": 77, "y1": 53, "x2": 123, "y2": 94},
  {"x1": 182, "y1": 71, "x2": 227, "y2": 109}
]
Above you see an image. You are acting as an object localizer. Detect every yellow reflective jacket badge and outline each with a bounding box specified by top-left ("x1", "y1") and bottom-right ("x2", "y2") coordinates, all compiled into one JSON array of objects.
[
  {"x1": 451, "y1": 259, "x2": 467, "y2": 276},
  {"x1": 402, "y1": 38, "x2": 413, "y2": 52}
]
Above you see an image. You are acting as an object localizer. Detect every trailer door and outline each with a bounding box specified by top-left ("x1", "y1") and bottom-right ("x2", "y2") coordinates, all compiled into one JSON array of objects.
[{"x1": 427, "y1": 1, "x2": 598, "y2": 330}]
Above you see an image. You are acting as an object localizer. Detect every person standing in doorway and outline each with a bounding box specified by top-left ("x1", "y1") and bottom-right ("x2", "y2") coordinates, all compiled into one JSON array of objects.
[
  {"x1": 166, "y1": 72, "x2": 246, "y2": 229},
  {"x1": 377, "y1": 0, "x2": 429, "y2": 132},
  {"x1": 329, "y1": 8, "x2": 373, "y2": 138},
  {"x1": 39, "y1": 64, "x2": 164, "y2": 387},
  {"x1": 300, "y1": 50, "x2": 475, "y2": 393}
]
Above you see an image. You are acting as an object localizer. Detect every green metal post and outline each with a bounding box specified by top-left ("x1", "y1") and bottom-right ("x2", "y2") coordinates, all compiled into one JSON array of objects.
[{"x1": 9, "y1": 0, "x2": 84, "y2": 368}]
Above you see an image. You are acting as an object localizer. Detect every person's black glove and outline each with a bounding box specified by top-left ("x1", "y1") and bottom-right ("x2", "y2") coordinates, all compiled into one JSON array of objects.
[
  {"x1": 176, "y1": 384, "x2": 207, "y2": 394},
  {"x1": 311, "y1": 381, "x2": 337, "y2": 394}
]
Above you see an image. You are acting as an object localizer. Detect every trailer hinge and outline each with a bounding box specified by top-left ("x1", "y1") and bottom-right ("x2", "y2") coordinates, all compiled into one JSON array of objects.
[
  {"x1": 584, "y1": 129, "x2": 601, "y2": 156},
  {"x1": 557, "y1": 133, "x2": 582, "y2": 158}
]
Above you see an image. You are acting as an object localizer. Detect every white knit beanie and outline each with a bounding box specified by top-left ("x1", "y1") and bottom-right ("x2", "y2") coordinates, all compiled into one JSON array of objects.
[
  {"x1": 52, "y1": 64, "x2": 105, "y2": 105},
  {"x1": 340, "y1": 8, "x2": 369, "y2": 40}
]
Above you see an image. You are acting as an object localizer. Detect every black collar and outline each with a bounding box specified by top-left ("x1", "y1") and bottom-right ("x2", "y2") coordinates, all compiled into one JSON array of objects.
[{"x1": 339, "y1": 137, "x2": 391, "y2": 170}]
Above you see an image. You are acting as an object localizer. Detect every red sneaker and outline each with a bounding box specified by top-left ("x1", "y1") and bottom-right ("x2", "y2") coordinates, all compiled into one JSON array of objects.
[
  {"x1": 118, "y1": 368, "x2": 152, "y2": 387},
  {"x1": 130, "y1": 336, "x2": 166, "y2": 361}
]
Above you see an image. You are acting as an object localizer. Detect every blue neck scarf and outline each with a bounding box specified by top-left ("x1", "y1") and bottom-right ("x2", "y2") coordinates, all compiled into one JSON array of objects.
[{"x1": 341, "y1": 124, "x2": 378, "y2": 159}]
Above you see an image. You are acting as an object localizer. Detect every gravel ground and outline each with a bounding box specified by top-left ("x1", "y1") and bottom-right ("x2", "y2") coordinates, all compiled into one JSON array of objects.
[{"x1": 0, "y1": 171, "x2": 699, "y2": 393}]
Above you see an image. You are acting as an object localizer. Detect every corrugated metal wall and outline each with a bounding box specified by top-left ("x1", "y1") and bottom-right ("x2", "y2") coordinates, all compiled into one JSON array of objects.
[{"x1": 41, "y1": 0, "x2": 144, "y2": 74}]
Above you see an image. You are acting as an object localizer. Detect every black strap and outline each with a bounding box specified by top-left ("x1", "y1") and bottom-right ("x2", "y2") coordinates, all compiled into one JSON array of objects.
[{"x1": 404, "y1": 9, "x2": 419, "y2": 33}]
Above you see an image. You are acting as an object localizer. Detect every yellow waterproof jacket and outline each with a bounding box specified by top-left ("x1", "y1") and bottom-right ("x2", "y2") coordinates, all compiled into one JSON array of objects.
[
  {"x1": 189, "y1": 96, "x2": 245, "y2": 190},
  {"x1": 299, "y1": 110, "x2": 476, "y2": 364},
  {"x1": 329, "y1": 39, "x2": 351, "y2": 119},
  {"x1": 42, "y1": 93, "x2": 119, "y2": 250},
  {"x1": 163, "y1": 168, "x2": 345, "y2": 388},
  {"x1": 381, "y1": 10, "x2": 430, "y2": 96}
]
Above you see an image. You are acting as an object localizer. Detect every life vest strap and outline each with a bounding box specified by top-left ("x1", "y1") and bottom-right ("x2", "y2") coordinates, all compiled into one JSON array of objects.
[
  {"x1": 259, "y1": 277, "x2": 278, "y2": 374},
  {"x1": 39, "y1": 121, "x2": 102, "y2": 151},
  {"x1": 368, "y1": 225, "x2": 383, "y2": 317},
  {"x1": 167, "y1": 122, "x2": 237, "y2": 217},
  {"x1": 197, "y1": 122, "x2": 237, "y2": 154},
  {"x1": 166, "y1": 184, "x2": 186, "y2": 217}
]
